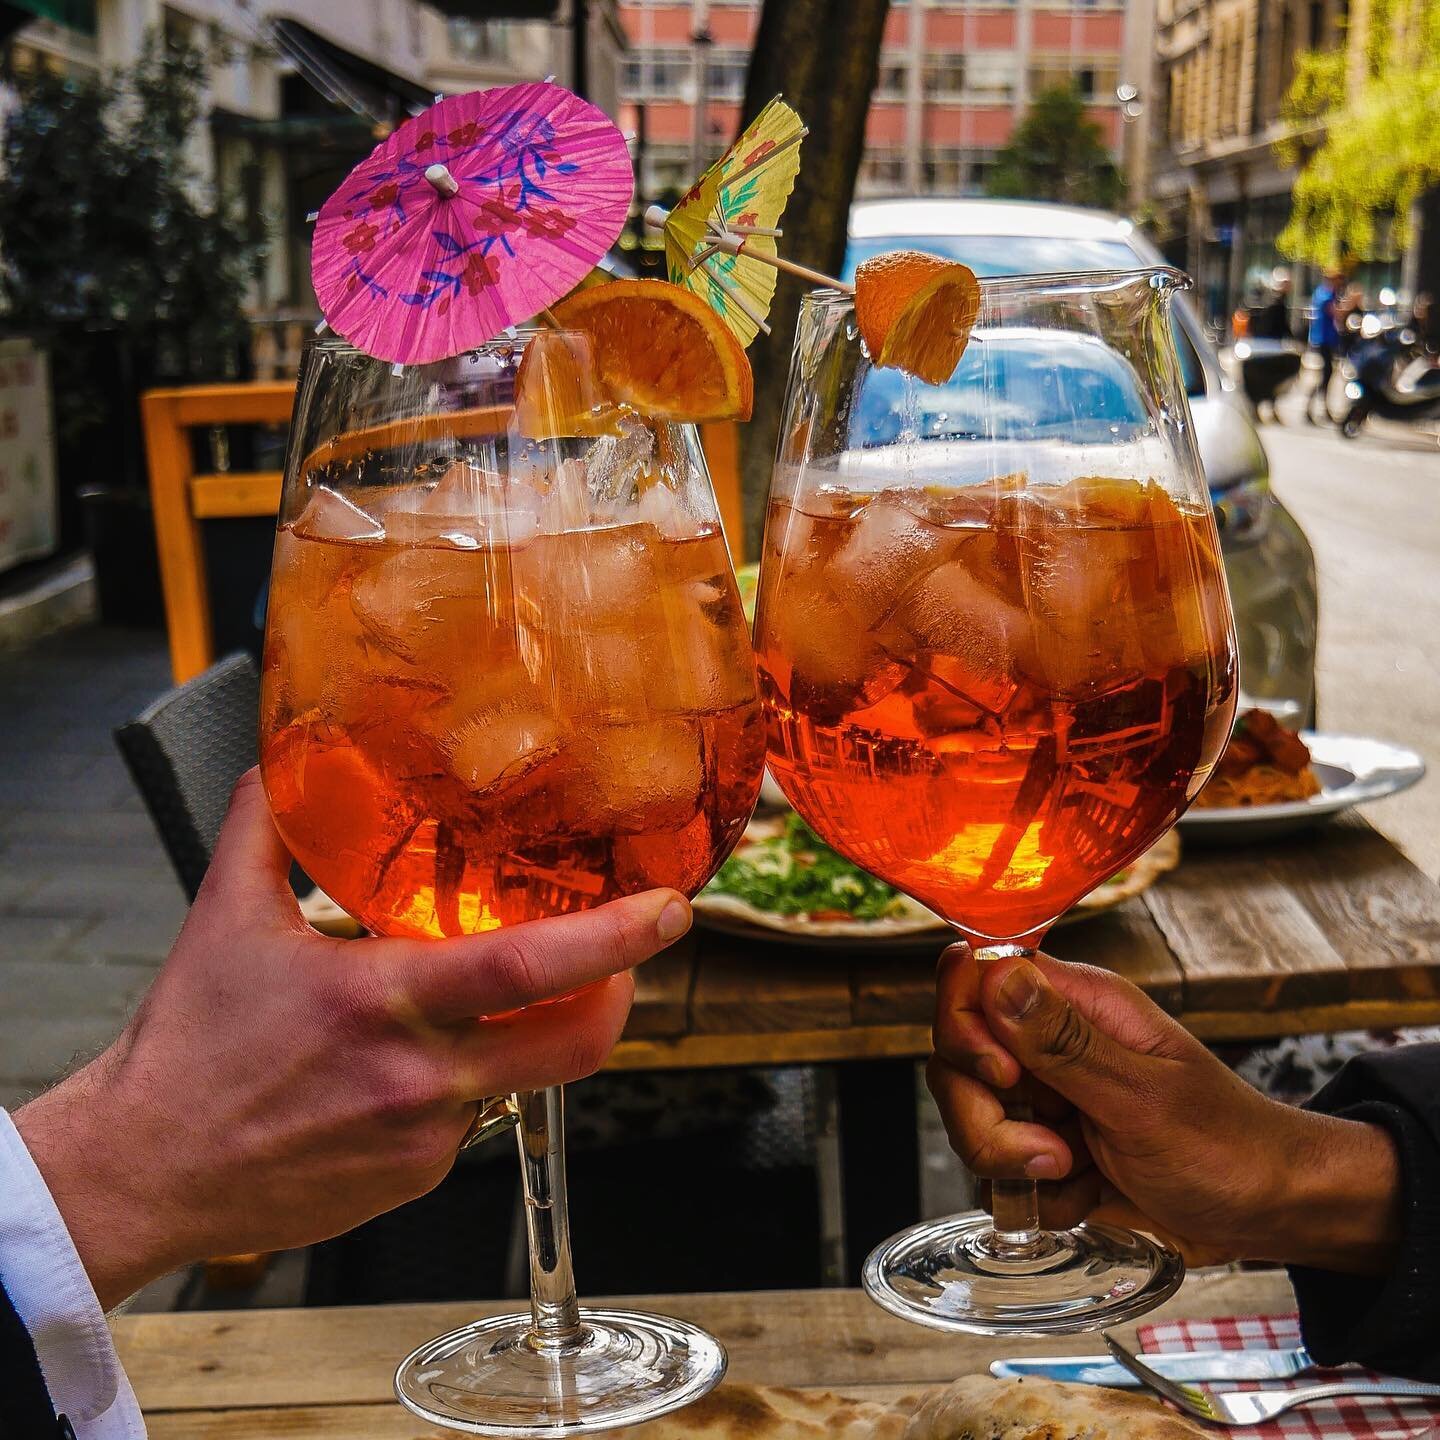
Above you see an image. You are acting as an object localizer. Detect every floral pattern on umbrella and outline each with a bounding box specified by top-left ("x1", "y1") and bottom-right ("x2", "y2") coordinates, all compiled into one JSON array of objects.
[{"x1": 312, "y1": 82, "x2": 634, "y2": 365}]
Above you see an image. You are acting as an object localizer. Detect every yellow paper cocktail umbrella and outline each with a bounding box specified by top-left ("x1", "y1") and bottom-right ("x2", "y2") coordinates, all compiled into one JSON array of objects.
[{"x1": 645, "y1": 96, "x2": 842, "y2": 345}]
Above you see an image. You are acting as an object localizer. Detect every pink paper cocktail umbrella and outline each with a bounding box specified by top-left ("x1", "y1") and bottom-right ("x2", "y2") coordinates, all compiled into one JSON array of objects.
[{"x1": 312, "y1": 82, "x2": 634, "y2": 365}]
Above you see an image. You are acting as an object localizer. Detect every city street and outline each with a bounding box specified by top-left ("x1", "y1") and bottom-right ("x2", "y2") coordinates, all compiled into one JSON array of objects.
[{"x1": 1265, "y1": 395, "x2": 1440, "y2": 881}]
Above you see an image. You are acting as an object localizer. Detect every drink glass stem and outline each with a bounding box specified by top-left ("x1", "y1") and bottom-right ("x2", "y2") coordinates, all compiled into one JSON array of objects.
[
  {"x1": 973, "y1": 944, "x2": 1044, "y2": 1253},
  {"x1": 515, "y1": 1086, "x2": 585, "y2": 1348}
]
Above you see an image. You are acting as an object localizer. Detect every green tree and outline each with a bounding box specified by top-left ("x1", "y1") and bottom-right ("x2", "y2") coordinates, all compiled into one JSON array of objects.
[
  {"x1": 0, "y1": 40, "x2": 255, "y2": 505},
  {"x1": 1277, "y1": 0, "x2": 1440, "y2": 266},
  {"x1": 985, "y1": 85, "x2": 1125, "y2": 209}
]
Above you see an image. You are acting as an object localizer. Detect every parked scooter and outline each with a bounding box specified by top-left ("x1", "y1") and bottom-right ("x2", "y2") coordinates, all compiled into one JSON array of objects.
[{"x1": 1340, "y1": 318, "x2": 1440, "y2": 437}]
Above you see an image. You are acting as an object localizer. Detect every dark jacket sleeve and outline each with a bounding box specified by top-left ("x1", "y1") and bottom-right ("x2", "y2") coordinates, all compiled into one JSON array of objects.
[
  {"x1": 0, "y1": 1271, "x2": 71, "y2": 1437},
  {"x1": 1289, "y1": 1045, "x2": 1440, "y2": 1379}
]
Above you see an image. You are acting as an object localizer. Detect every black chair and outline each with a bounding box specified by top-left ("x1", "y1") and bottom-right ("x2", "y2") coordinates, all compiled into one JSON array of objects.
[{"x1": 114, "y1": 651, "x2": 259, "y2": 902}]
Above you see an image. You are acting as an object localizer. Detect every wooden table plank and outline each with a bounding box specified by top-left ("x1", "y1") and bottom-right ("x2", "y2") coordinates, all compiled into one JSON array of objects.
[
  {"x1": 607, "y1": 1022, "x2": 932, "y2": 1071},
  {"x1": 1145, "y1": 857, "x2": 1349, "y2": 1013},
  {"x1": 690, "y1": 942, "x2": 854, "y2": 1035},
  {"x1": 118, "y1": 1270, "x2": 1294, "y2": 1422},
  {"x1": 625, "y1": 935, "x2": 696, "y2": 1038},
  {"x1": 1150, "y1": 817, "x2": 1440, "y2": 1018},
  {"x1": 851, "y1": 951, "x2": 940, "y2": 1027},
  {"x1": 1261, "y1": 816, "x2": 1440, "y2": 994},
  {"x1": 1047, "y1": 899, "x2": 1186, "y2": 1013},
  {"x1": 604, "y1": 818, "x2": 1440, "y2": 1070}
]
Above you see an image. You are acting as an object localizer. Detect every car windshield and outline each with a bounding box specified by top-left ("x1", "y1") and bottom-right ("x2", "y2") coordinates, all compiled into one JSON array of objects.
[
  {"x1": 849, "y1": 328, "x2": 1153, "y2": 450},
  {"x1": 843, "y1": 231, "x2": 1207, "y2": 399}
]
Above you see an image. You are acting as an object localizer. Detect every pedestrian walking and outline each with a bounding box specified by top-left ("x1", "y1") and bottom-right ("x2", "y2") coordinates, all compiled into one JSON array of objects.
[{"x1": 1307, "y1": 268, "x2": 1345, "y2": 423}]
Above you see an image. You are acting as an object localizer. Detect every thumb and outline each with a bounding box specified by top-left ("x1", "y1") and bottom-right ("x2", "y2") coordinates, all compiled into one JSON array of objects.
[
  {"x1": 200, "y1": 768, "x2": 301, "y2": 918},
  {"x1": 979, "y1": 957, "x2": 1155, "y2": 1125}
]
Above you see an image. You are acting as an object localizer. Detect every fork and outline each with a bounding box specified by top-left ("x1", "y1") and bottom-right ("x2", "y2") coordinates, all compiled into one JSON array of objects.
[{"x1": 1103, "y1": 1334, "x2": 1440, "y2": 1426}]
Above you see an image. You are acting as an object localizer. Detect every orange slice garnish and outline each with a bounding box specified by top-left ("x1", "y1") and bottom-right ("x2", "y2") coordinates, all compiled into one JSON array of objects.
[
  {"x1": 854, "y1": 250, "x2": 981, "y2": 385},
  {"x1": 549, "y1": 279, "x2": 753, "y2": 422}
]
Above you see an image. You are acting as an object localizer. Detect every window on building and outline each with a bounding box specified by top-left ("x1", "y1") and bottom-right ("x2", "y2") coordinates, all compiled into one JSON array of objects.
[
  {"x1": 922, "y1": 55, "x2": 964, "y2": 97},
  {"x1": 1029, "y1": 57, "x2": 1119, "y2": 102},
  {"x1": 705, "y1": 49, "x2": 748, "y2": 100},
  {"x1": 920, "y1": 147, "x2": 997, "y2": 195},
  {"x1": 876, "y1": 56, "x2": 909, "y2": 98},
  {"x1": 621, "y1": 48, "x2": 695, "y2": 100},
  {"x1": 449, "y1": 19, "x2": 512, "y2": 65},
  {"x1": 922, "y1": 147, "x2": 963, "y2": 189},
  {"x1": 644, "y1": 146, "x2": 694, "y2": 203},
  {"x1": 861, "y1": 150, "x2": 907, "y2": 191},
  {"x1": 965, "y1": 52, "x2": 1017, "y2": 101}
]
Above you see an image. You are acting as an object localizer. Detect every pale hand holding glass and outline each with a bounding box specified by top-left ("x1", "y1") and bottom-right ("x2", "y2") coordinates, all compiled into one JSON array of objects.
[
  {"x1": 260, "y1": 334, "x2": 764, "y2": 1432},
  {"x1": 754, "y1": 269, "x2": 1238, "y2": 1334}
]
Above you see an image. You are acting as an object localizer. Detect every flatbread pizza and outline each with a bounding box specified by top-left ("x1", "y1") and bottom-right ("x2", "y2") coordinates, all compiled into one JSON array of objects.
[{"x1": 696, "y1": 812, "x2": 1180, "y2": 941}]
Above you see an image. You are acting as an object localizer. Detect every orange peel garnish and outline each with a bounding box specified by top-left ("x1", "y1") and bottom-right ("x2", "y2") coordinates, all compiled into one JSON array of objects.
[
  {"x1": 855, "y1": 249, "x2": 981, "y2": 385},
  {"x1": 513, "y1": 329, "x2": 615, "y2": 439}
]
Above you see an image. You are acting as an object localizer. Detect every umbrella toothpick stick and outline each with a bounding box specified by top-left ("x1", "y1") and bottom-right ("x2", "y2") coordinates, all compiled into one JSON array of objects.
[
  {"x1": 424, "y1": 163, "x2": 461, "y2": 198},
  {"x1": 644, "y1": 205, "x2": 853, "y2": 295}
]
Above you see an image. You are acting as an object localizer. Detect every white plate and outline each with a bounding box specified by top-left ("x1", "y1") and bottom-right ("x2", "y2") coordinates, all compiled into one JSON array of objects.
[{"x1": 1178, "y1": 732, "x2": 1426, "y2": 844}]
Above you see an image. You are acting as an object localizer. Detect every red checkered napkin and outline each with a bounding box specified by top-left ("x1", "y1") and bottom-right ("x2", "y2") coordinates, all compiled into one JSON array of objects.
[{"x1": 1136, "y1": 1314, "x2": 1439, "y2": 1440}]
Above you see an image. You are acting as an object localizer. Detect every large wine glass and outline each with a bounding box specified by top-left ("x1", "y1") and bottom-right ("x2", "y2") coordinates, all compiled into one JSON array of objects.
[
  {"x1": 259, "y1": 334, "x2": 764, "y2": 1430},
  {"x1": 753, "y1": 268, "x2": 1237, "y2": 1334}
]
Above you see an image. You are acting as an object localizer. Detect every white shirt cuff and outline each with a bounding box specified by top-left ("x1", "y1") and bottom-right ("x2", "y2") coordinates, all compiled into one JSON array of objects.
[{"x1": 0, "y1": 1109, "x2": 147, "y2": 1438}]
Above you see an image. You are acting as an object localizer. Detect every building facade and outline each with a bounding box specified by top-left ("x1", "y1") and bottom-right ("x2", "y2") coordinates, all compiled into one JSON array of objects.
[
  {"x1": 2, "y1": 0, "x2": 623, "y2": 315},
  {"x1": 1143, "y1": 0, "x2": 1413, "y2": 332},
  {"x1": 618, "y1": 0, "x2": 1147, "y2": 208}
]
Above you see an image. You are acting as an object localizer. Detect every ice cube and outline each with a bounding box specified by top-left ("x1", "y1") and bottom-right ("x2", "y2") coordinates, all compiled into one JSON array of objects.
[
  {"x1": 293, "y1": 486, "x2": 383, "y2": 541},
  {"x1": 568, "y1": 719, "x2": 704, "y2": 833},
  {"x1": 515, "y1": 524, "x2": 661, "y2": 638},
  {"x1": 1024, "y1": 525, "x2": 1148, "y2": 693},
  {"x1": 350, "y1": 545, "x2": 518, "y2": 666},
  {"x1": 537, "y1": 458, "x2": 593, "y2": 534},
  {"x1": 640, "y1": 608, "x2": 757, "y2": 714},
  {"x1": 824, "y1": 493, "x2": 961, "y2": 631},
  {"x1": 445, "y1": 696, "x2": 563, "y2": 795},
  {"x1": 896, "y1": 558, "x2": 1027, "y2": 715},
  {"x1": 586, "y1": 421, "x2": 656, "y2": 505},
  {"x1": 377, "y1": 462, "x2": 515, "y2": 549},
  {"x1": 636, "y1": 481, "x2": 702, "y2": 541},
  {"x1": 764, "y1": 582, "x2": 911, "y2": 724}
]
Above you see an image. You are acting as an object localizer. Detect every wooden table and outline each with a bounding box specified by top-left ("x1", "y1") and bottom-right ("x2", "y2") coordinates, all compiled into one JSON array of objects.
[
  {"x1": 612, "y1": 817, "x2": 1440, "y2": 1072},
  {"x1": 114, "y1": 1268, "x2": 1297, "y2": 1436}
]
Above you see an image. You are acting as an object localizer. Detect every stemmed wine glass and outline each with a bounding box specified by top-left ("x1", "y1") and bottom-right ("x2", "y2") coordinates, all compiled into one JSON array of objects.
[
  {"x1": 753, "y1": 268, "x2": 1237, "y2": 1334},
  {"x1": 260, "y1": 334, "x2": 764, "y2": 1430}
]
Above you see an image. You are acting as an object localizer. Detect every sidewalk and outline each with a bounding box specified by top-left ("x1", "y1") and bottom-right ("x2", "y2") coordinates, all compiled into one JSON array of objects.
[{"x1": 0, "y1": 625, "x2": 184, "y2": 1111}]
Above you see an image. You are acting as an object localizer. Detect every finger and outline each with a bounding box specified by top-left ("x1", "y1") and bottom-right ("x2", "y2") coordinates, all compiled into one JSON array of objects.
[
  {"x1": 393, "y1": 890, "x2": 690, "y2": 1022},
  {"x1": 934, "y1": 943, "x2": 1022, "y2": 1090},
  {"x1": 450, "y1": 972, "x2": 636, "y2": 1095},
  {"x1": 200, "y1": 768, "x2": 302, "y2": 920},
  {"x1": 1026, "y1": 955, "x2": 1195, "y2": 1061},
  {"x1": 1087, "y1": 1196, "x2": 1238, "y2": 1269},
  {"x1": 979, "y1": 957, "x2": 1168, "y2": 1127},
  {"x1": 927, "y1": 1058, "x2": 1075, "y2": 1180}
]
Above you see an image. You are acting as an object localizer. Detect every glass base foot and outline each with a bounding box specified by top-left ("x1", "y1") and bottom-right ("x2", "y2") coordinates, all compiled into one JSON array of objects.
[
  {"x1": 394, "y1": 1307, "x2": 728, "y2": 1436},
  {"x1": 862, "y1": 1211, "x2": 1184, "y2": 1336}
]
